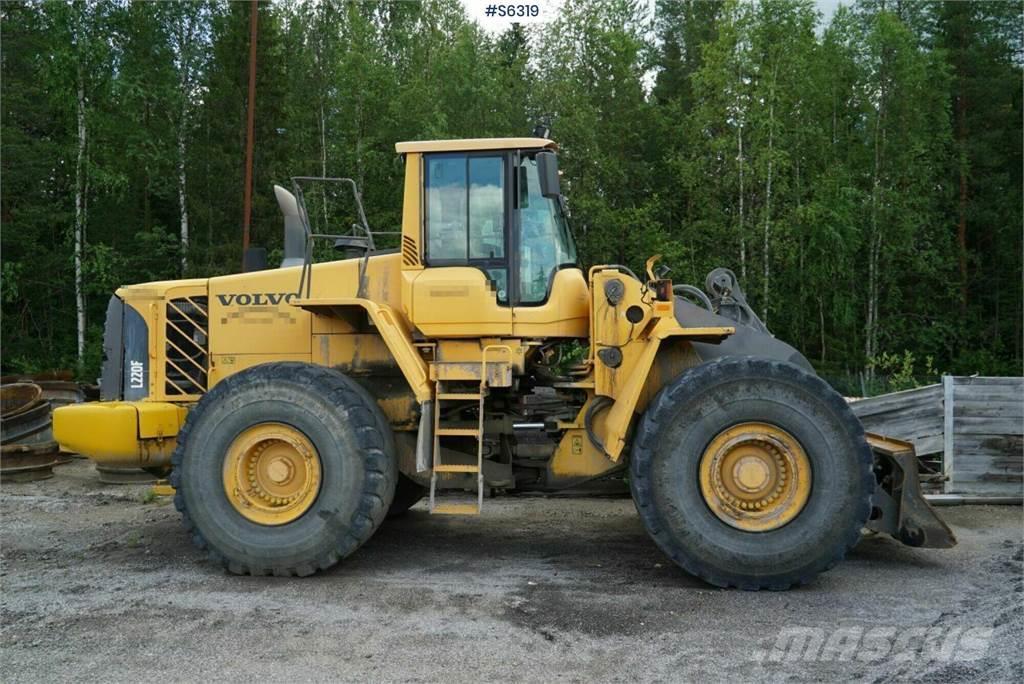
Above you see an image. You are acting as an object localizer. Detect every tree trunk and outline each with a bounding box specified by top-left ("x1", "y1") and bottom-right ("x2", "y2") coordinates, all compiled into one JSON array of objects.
[
  {"x1": 866, "y1": 89, "x2": 887, "y2": 380},
  {"x1": 315, "y1": 4, "x2": 329, "y2": 219},
  {"x1": 795, "y1": 157, "x2": 804, "y2": 340},
  {"x1": 177, "y1": 112, "x2": 189, "y2": 275},
  {"x1": 818, "y1": 295, "x2": 826, "y2": 364},
  {"x1": 319, "y1": 95, "x2": 328, "y2": 221},
  {"x1": 762, "y1": 93, "x2": 775, "y2": 324},
  {"x1": 143, "y1": 101, "x2": 152, "y2": 234},
  {"x1": 319, "y1": 100, "x2": 327, "y2": 177},
  {"x1": 955, "y1": 64, "x2": 968, "y2": 315},
  {"x1": 865, "y1": 44, "x2": 890, "y2": 381},
  {"x1": 74, "y1": 58, "x2": 87, "y2": 366},
  {"x1": 176, "y1": 17, "x2": 192, "y2": 276},
  {"x1": 738, "y1": 119, "x2": 746, "y2": 281}
]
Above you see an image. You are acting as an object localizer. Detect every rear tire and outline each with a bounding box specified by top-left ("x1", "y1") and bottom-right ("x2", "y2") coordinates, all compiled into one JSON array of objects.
[
  {"x1": 170, "y1": 362, "x2": 397, "y2": 576},
  {"x1": 629, "y1": 357, "x2": 873, "y2": 590}
]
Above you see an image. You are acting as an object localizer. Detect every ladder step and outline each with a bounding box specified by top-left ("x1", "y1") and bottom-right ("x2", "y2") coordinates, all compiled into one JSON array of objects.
[
  {"x1": 433, "y1": 464, "x2": 479, "y2": 473},
  {"x1": 437, "y1": 392, "x2": 482, "y2": 401},
  {"x1": 436, "y1": 428, "x2": 480, "y2": 437},
  {"x1": 432, "y1": 503, "x2": 481, "y2": 515}
]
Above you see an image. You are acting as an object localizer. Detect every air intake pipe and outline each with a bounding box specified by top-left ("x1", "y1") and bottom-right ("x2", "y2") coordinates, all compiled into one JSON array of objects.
[{"x1": 274, "y1": 184, "x2": 306, "y2": 268}]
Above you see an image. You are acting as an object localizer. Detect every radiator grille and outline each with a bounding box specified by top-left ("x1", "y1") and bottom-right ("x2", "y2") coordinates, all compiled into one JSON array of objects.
[
  {"x1": 165, "y1": 296, "x2": 208, "y2": 396},
  {"x1": 402, "y1": 235, "x2": 419, "y2": 266}
]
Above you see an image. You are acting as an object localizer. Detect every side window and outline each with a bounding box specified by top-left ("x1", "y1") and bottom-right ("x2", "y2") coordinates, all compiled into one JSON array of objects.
[
  {"x1": 469, "y1": 157, "x2": 504, "y2": 259},
  {"x1": 425, "y1": 153, "x2": 508, "y2": 302},
  {"x1": 518, "y1": 156, "x2": 577, "y2": 304},
  {"x1": 426, "y1": 155, "x2": 467, "y2": 260}
]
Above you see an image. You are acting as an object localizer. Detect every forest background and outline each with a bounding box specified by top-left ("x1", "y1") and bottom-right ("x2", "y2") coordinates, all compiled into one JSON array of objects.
[{"x1": 2, "y1": 0, "x2": 1021, "y2": 394}]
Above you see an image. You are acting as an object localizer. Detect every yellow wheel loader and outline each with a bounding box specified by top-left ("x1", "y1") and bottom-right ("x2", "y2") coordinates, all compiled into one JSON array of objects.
[{"x1": 54, "y1": 137, "x2": 954, "y2": 589}]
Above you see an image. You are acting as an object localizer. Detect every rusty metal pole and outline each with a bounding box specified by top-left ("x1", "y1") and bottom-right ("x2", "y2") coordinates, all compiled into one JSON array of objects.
[{"x1": 241, "y1": 0, "x2": 259, "y2": 267}]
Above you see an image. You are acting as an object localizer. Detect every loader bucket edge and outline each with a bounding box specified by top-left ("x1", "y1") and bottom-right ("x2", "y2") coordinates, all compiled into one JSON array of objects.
[{"x1": 865, "y1": 432, "x2": 957, "y2": 549}]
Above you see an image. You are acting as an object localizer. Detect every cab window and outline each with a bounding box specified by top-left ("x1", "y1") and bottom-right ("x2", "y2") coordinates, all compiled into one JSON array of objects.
[
  {"x1": 518, "y1": 155, "x2": 577, "y2": 304},
  {"x1": 425, "y1": 153, "x2": 508, "y2": 301}
]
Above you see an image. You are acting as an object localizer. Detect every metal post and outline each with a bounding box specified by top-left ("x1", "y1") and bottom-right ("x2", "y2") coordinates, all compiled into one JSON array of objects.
[
  {"x1": 241, "y1": 0, "x2": 259, "y2": 267},
  {"x1": 942, "y1": 374, "x2": 955, "y2": 494}
]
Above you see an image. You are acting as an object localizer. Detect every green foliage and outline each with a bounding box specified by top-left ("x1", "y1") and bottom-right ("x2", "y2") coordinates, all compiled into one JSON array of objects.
[
  {"x1": 868, "y1": 350, "x2": 939, "y2": 392},
  {"x1": 1, "y1": 0, "x2": 1020, "y2": 382}
]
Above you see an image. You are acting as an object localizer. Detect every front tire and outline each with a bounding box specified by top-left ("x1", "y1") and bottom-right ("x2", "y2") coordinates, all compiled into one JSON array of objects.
[
  {"x1": 170, "y1": 362, "x2": 397, "y2": 576},
  {"x1": 629, "y1": 357, "x2": 873, "y2": 590}
]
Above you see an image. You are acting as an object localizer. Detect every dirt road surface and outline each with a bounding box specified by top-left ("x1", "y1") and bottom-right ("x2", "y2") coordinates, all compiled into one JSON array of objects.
[{"x1": 2, "y1": 460, "x2": 1021, "y2": 682}]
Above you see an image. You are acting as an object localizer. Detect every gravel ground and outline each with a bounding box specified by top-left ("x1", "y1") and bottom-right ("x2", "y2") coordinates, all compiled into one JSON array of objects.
[{"x1": 1, "y1": 459, "x2": 1021, "y2": 683}]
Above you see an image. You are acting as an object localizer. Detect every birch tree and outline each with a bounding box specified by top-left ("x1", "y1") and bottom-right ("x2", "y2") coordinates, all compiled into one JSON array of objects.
[
  {"x1": 73, "y1": 5, "x2": 88, "y2": 364},
  {"x1": 163, "y1": 2, "x2": 209, "y2": 275},
  {"x1": 857, "y1": 7, "x2": 951, "y2": 378},
  {"x1": 56, "y1": 0, "x2": 109, "y2": 366}
]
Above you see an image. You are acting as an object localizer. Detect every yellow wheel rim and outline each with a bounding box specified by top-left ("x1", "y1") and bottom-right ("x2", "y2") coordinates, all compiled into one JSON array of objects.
[
  {"x1": 698, "y1": 422, "x2": 811, "y2": 532},
  {"x1": 222, "y1": 422, "x2": 322, "y2": 526}
]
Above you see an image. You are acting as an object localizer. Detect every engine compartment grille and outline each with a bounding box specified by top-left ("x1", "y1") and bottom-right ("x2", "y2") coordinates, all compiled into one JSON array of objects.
[
  {"x1": 402, "y1": 235, "x2": 419, "y2": 266},
  {"x1": 165, "y1": 296, "x2": 208, "y2": 396}
]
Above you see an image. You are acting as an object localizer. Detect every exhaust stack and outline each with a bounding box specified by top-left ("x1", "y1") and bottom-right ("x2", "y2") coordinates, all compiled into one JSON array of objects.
[{"x1": 274, "y1": 184, "x2": 306, "y2": 268}]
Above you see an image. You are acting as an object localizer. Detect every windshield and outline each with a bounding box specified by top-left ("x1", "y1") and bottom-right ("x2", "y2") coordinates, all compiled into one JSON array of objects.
[{"x1": 519, "y1": 155, "x2": 578, "y2": 304}]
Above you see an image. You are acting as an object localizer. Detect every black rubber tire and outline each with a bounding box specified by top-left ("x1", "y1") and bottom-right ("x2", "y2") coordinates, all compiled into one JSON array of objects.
[
  {"x1": 387, "y1": 474, "x2": 428, "y2": 517},
  {"x1": 169, "y1": 362, "x2": 397, "y2": 576},
  {"x1": 629, "y1": 356, "x2": 873, "y2": 590},
  {"x1": 336, "y1": 371, "x2": 423, "y2": 519}
]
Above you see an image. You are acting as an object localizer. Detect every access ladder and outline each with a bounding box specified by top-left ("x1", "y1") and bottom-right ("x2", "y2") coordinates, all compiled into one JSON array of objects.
[{"x1": 428, "y1": 345, "x2": 511, "y2": 515}]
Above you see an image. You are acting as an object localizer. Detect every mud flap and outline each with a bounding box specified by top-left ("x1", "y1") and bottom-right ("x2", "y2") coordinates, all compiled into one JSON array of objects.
[
  {"x1": 865, "y1": 433, "x2": 957, "y2": 548},
  {"x1": 415, "y1": 400, "x2": 433, "y2": 473}
]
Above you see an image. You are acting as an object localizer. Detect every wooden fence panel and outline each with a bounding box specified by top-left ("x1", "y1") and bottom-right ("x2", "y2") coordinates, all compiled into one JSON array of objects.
[
  {"x1": 944, "y1": 376, "x2": 1023, "y2": 497},
  {"x1": 850, "y1": 384, "x2": 944, "y2": 456},
  {"x1": 849, "y1": 376, "x2": 1023, "y2": 499}
]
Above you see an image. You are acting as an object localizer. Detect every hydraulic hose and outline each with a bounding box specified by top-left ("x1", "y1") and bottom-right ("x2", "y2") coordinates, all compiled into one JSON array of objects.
[
  {"x1": 673, "y1": 284, "x2": 714, "y2": 312},
  {"x1": 584, "y1": 396, "x2": 614, "y2": 456}
]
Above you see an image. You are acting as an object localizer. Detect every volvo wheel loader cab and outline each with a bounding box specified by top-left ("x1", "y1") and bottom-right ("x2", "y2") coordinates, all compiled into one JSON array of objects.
[{"x1": 53, "y1": 136, "x2": 955, "y2": 589}]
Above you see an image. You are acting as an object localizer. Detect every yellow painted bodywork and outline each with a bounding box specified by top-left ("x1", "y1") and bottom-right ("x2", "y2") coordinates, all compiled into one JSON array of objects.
[
  {"x1": 430, "y1": 338, "x2": 524, "y2": 386},
  {"x1": 119, "y1": 281, "x2": 207, "y2": 402},
  {"x1": 70, "y1": 138, "x2": 738, "y2": 487},
  {"x1": 549, "y1": 429, "x2": 616, "y2": 477},
  {"x1": 584, "y1": 267, "x2": 732, "y2": 459},
  {"x1": 547, "y1": 398, "x2": 621, "y2": 485},
  {"x1": 52, "y1": 401, "x2": 187, "y2": 467},
  {"x1": 293, "y1": 296, "x2": 431, "y2": 403},
  {"x1": 408, "y1": 267, "x2": 513, "y2": 337},
  {"x1": 395, "y1": 137, "x2": 555, "y2": 154},
  {"x1": 400, "y1": 152, "x2": 424, "y2": 271},
  {"x1": 512, "y1": 268, "x2": 590, "y2": 338}
]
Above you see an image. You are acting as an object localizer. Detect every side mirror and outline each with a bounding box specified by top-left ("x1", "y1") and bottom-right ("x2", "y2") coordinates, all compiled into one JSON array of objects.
[{"x1": 536, "y1": 150, "x2": 561, "y2": 199}]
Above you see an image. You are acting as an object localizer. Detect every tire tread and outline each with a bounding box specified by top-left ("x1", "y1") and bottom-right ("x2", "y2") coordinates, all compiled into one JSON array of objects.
[
  {"x1": 170, "y1": 362, "x2": 396, "y2": 576},
  {"x1": 629, "y1": 356, "x2": 874, "y2": 590}
]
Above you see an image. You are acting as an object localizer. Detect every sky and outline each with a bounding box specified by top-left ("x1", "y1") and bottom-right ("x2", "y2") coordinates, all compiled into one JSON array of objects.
[
  {"x1": 461, "y1": 0, "x2": 845, "y2": 32},
  {"x1": 459, "y1": 0, "x2": 846, "y2": 94}
]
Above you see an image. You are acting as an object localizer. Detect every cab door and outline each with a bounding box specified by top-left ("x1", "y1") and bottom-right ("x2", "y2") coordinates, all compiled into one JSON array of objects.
[
  {"x1": 510, "y1": 151, "x2": 589, "y2": 338},
  {"x1": 409, "y1": 152, "x2": 513, "y2": 338}
]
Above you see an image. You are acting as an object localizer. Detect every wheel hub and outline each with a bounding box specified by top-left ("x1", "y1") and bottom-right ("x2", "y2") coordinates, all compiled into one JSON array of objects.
[
  {"x1": 733, "y1": 456, "x2": 770, "y2": 492},
  {"x1": 699, "y1": 422, "x2": 811, "y2": 531},
  {"x1": 266, "y1": 456, "x2": 294, "y2": 485},
  {"x1": 223, "y1": 423, "x2": 322, "y2": 526}
]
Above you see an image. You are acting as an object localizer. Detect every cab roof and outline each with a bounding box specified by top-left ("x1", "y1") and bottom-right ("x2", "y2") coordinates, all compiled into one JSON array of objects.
[{"x1": 394, "y1": 137, "x2": 556, "y2": 154}]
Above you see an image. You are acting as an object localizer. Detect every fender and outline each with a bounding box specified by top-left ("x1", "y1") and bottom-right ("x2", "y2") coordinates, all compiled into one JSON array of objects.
[
  {"x1": 599, "y1": 317, "x2": 734, "y2": 460},
  {"x1": 290, "y1": 297, "x2": 432, "y2": 403}
]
